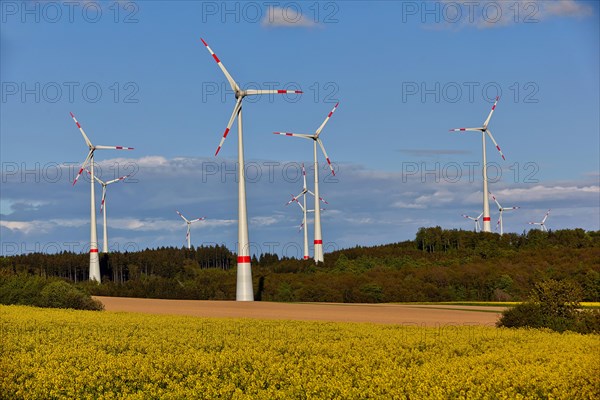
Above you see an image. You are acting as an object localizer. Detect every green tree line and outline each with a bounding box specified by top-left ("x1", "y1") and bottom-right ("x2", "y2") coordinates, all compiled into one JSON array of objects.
[{"x1": 1, "y1": 228, "x2": 599, "y2": 303}]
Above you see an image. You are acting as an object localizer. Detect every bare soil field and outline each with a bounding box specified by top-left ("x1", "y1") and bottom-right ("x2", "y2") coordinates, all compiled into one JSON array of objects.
[{"x1": 96, "y1": 297, "x2": 505, "y2": 326}]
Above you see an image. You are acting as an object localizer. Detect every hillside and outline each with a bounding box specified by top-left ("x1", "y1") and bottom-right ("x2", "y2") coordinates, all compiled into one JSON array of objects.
[{"x1": 1, "y1": 228, "x2": 599, "y2": 303}]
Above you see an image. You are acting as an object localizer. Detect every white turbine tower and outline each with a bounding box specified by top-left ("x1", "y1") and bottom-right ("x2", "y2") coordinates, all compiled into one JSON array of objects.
[
  {"x1": 87, "y1": 170, "x2": 130, "y2": 253},
  {"x1": 285, "y1": 163, "x2": 328, "y2": 260},
  {"x1": 450, "y1": 97, "x2": 506, "y2": 233},
  {"x1": 70, "y1": 112, "x2": 133, "y2": 282},
  {"x1": 489, "y1": 192, "x2": 519, "y2": 235},
  {"x1": 176, "y1": 211, "x2": 206, "y2": 250},
  {"x1": 274, "y1": 102, "x2": 339, "y2": 263},
  {"x1": 462, "y1": 212, "x2": 483, "y2": 232},
  {"x1": 200, "y1": 38, "x2": 302, "y2": 301},
  {"x1": 529, "y1": 209, "x2": 551, "y2": 232}
]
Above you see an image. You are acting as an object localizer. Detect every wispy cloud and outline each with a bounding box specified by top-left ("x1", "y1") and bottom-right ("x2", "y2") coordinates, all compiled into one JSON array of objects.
[
  {"x1": 2, "y1": 156, "x2": 599, "y2": 255},
  {"x1": 261, "y1": 6, "x2": 317, "y2": 28},
  {"x1": 429, "y1": 0, "x2": 594, "y2": 30},
  {"x1": 544, "y1": 0, "x2": 594, "y2": 17}
]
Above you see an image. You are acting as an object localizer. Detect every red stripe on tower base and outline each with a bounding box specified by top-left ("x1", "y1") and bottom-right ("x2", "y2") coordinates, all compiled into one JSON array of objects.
[
  {"x1": 483, "y1": 217, "x2": 491, "y2": 222},
  {"x1": 90, "y1": 249, "x2": 98, "y2": 253},
  {"x1": 237, "y1": 256, "x2": 251, "y2": 263},
  {"x1": 314, "y1": 240, "x2": 323, "y2": 245},
  {"x1": 303, "y1": 256, "x2": 309, "y2": 260}
]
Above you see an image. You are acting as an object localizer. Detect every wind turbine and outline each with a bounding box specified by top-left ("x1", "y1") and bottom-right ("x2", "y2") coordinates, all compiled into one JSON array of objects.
[
  {"x1": 529, "y1": 209, "x2": 551, "y2": 232},
  {"x1": 462, "y1": 212, "x2": 483, "y2": 232},
  {"x1": 200, "y1": 38, "x2": 302, "y2": 301},
  {"x1": 176, "y1": 211, "x2": 206, "y2": 250},
  {"x1": 285, "y1": 163, "x2": 328, "y2": 260},
  {"x1": 489, "y1": 192, "x2": 519, "y2": 235},
  {"x1": 70, "y1": 112, "x2": 133, "y2": 282},
  {"x1": 274, "y1": 102, "x2": 339, "y2": 263},
  {"x1": 450, "y1": 97, "x2": 506, "y2": 233},
  {"x1": 87, "y1": 170, "x2": 130, "y2": 253}
]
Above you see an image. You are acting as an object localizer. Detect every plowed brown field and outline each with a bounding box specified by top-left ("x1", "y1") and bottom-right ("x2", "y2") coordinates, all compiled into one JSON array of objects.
[{"x1": 96, "y1": 296, "x2": 504, "y2": 327}]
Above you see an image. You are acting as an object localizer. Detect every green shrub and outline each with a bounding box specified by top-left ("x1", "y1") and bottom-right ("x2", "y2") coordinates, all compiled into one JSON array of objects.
[
  {"x1": 498, "y1": 279, "x2": 599, "y2": 334},
  {"x1": 497, "y1": 302, "x2": 546, "y2": 329},
  {"x1": 574, "y1": 309, "x2": 600, "y2": 334},
  {"x1": 0, "y1": 274, "x2": 103, "y2": 311},
  {"x1": 38, "y1": 281, "x2": 104, "y2": 311}
]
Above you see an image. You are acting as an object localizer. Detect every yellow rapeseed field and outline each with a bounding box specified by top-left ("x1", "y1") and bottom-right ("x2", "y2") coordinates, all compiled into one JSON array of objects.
[{"x1": 1, "y1": 305, "x2": 598, "y2": 399}]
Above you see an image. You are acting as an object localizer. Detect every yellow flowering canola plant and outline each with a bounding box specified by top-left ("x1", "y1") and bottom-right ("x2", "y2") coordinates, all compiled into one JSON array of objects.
[{"x1": 1, "y1": 305, "x2": 599, "y2": 399}]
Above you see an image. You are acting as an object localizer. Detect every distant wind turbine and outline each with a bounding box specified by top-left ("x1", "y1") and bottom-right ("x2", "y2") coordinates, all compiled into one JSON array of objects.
[
  {"x1": 274, "y1": 103, "x2": 339, "y2": 263},
  {"x1": 176, "y1": 211, "x2": 206, "y2": 250},
  {"x1": 70, "y1": 112, "x2": 133, "y2": 282},
  {"x1": 87, "y1": 170, "x2": 130, "y2": 253},
  {"x1": 450, "y1": 97, "x2": 506, "y2": 233},
  {"x1": 489, "y1": 192, "x2": 519, "y2": 235},
  {"x1": 285, "y1": 163, "x2": 328, "y2": 260},
  {"x1": 462, "y1": 212, "x2": 483, "y2": 232},
  {"x1": 529, "y1": 209, "x2": 551, "y2": 232}
]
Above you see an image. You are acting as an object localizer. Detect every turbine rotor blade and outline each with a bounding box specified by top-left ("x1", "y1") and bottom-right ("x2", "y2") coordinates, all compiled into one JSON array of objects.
[
  {"x1": 449, "y1": 127, "x2": 482, "y2": 132},
  {"x1": 176, "y1": 210, "x2": 189, "y2": 223},
  {"x1": 86, "y1": 168, "x2": 105, "y2": 185},
  {"x1": 190, "y1": 217, "x2": 206, "y2": 223},
  {"x1": 73, "y1": 150, "x2": 94, "y2": 186},
  {"x1": 489, "y1": 191, "x2": 502, "y2": 209},
  {"x1": 486, "y1": 130, "x2": 506, "y2": 160},
  {"x1": 245, "y1": 89, "x2": 303, "y2": 96},
  {"x1": 95, "y1": 145, "x2": 134, "y2": 150},
  {"x1": 70, "y1": 112, "x2": 93, "y2": 148},
  {"x1": 302, "y1": 163, "x2": 307, "y2": 191},
  {"x1": 316, "y1": 138, "x2": 335, "y2": 176},
  {"x1": 542, "y1": 209, "x2": 551, "y2": 223},
  {"x1": 306, "y1": 190, "x2": 329, "y2": 204},
  {"x1": 100, "y1": 187, "x2": 107, "y2": 212},
  {"x1": 315, "y1": 102, "x2": 339, "y2": 136},
  {"x1": 273, "y1": 132, "x2": 313, "y2": 139},
  {"x1": 215, "y1": 97, "x2": 243, "y2": 156},
  {"x1": 462, "y1": 214, "x2": 476, "y2": 221},
  {"x1": 200, "y1": 38, "x2": 239, "y2": 93},
  {"x1": 105, "y1": 174, "x2": 131, "y2": 185},
  {"x1": 483, "y1": 96, "x2": 500, "y2": 128}
]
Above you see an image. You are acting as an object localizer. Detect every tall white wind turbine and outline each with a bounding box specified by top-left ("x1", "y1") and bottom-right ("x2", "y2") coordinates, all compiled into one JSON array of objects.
[
  {"x1": 87, "y1": 170, "x2": 130, "y2": 253},
  {"x1": 200, "y1": 38, "x2": 302, "y2": 300},
  {"x1": 176, "y1": 211, "x2": 206, "y2": 250},
  {"x1": 450, "y1": 97, "x2": 506, "y2": 233},
  {"x1": 70, "y1": 112, "x2": 133, "y2": 282},
  {"x1": 462, "y1": 212, "x2": 483, "y2": 232},
  {"x1": 529, "y1": 209, "x2": 551, "y2": 232},
  {"x1": 285, "y1": 163, "x2": 328, "y2": 260},
  {"x1": 489, "y1": 192, "x2": 519, "y2": 235},
  {"x1": 274, "y1": 102, "x2": 339, "y2": 263}
]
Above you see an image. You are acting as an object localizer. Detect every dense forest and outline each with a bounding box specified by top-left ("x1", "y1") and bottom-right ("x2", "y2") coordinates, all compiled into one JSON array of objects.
[{"x1": 1, "y1": 228, "x2": 599, "y2": 303}]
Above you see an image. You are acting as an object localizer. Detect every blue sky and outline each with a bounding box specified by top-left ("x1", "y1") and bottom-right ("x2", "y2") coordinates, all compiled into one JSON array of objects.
[{"x1": 1, "y1": 0, "x2": 599, "y2": 256}]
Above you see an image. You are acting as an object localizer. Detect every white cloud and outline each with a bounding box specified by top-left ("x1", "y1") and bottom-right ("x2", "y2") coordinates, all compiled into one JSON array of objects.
[
  {"x1": 544, "y1": 0, "x2": 593, "y2": 17},
  {"x1": 0, "y1": 218, "x2": 88, "y2": 234},
  {"x1": 495, "y1": 185, "x2": 600, "y2": 203},
  {"x1": 2, "y1": 157, "x2": 599, "y2": 255},
  {"x1": 261, "y1": 6, "x2": 317, "y2": 28},
  {"x1": 250, "y1": 216, "x2": 281, "y2": 226},
  {"x1": 109, "y1": 217, "x2": 236, "y2": 232},
  {"x1": 392, "y1": 201, "x2": 427, "y2": 209},
  {"x1": 433, "y1": 0, "x2": 594, "y2": 30}
]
